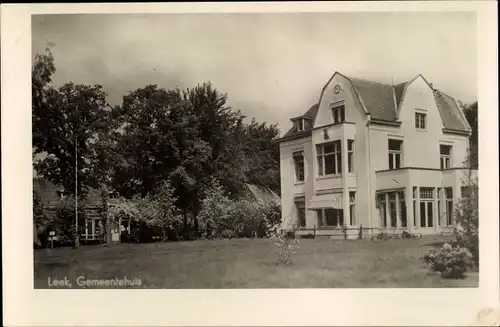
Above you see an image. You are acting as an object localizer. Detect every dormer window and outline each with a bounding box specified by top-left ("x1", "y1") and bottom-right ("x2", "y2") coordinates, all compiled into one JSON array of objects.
[
  {"x1": 296, "y1": 119, "x2": 304, "y2": 131},
  {"x1": 295, "y1": 118, "x2": 309, "y2": 132},
  {"x1": 294, "y1": 118, "x2": 310, "y2": 132}
]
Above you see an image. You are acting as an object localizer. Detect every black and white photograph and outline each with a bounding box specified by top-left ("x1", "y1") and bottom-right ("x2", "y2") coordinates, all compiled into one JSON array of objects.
[
  {"x1": 2, "y1": 2, "x2": 499, "y2": 326},
  {"x1": 30, "y1": 10, "x2": 482, "y2": 289}
]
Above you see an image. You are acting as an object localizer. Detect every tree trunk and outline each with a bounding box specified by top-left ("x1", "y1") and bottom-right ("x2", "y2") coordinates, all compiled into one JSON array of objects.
[
  {"x1": 101, "y1": 187, "x2": 112, "y2": 245},
  {"x1": 193, "y1": 203, "x2": 199, "y2": 236}
]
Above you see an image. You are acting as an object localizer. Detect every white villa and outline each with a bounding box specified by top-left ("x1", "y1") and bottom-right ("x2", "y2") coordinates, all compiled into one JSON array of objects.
[{"x1": 278, "y1": 72, "x2": 476, "y2": 238}]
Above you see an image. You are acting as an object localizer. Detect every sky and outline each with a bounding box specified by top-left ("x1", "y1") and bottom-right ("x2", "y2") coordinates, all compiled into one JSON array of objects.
[{"x1": 32, "y1": 12, "x2": 477, "y2": 136}]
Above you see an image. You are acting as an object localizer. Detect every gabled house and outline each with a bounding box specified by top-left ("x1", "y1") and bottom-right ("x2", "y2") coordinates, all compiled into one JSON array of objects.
[
  {"x1": 33, "y1": 176, "x2": 105, "y2": 242},
  {"x1": 278, "y1": 72, "x2": 476, "y2": 237}
]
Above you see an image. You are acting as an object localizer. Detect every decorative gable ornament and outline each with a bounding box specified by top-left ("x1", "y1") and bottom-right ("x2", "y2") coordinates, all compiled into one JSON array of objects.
[
  {"x1": 323, "y1": 128, "x2": 329, "y2": 140},
  {"x1": 334, "y1": 84, "x2": 341, "y2": 94}
]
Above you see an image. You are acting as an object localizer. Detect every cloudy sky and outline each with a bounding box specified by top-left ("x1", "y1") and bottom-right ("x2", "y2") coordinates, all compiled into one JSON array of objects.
[{"x1": 32, "y1": 12, "x2": 477, "y2": 135}]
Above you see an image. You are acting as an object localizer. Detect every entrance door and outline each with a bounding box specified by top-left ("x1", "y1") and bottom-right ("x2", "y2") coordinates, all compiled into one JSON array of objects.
[{"x1": 420, "y1": 201, "x2": 434, "y2": 227}]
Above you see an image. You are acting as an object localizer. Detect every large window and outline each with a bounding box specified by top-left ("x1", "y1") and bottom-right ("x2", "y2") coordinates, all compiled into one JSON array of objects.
[
  {"x1": 293, "y1": 151, "x2": 305, "y2": 182},
  {"x1": 348, "y1": 139, "x2": 355, "y2": 173},
  {"x1": 84, "y1": 218, "x2": 101, "y2": 240},
  {"x1": 389, "y1": 192, "x2": 397, "y2": 227},
  {"x1": 413, "y1": 187, "x2": 417, "y2": 227},
  {"x1": 419, "y1": 187, "x2": 434, "y2": 227},
  {"x1": 437, "y1": 188, "x2": 443, "y2": 226},
  {"x1": 388, "y1": 139, "x2": 403, "y2": 170},
  {"x1": 378, "y1": 193, "x2": 387, "y2": 227},
  {"x1": 415, "y1": 112, "x2": 427, "y2": 129},
  {"x1": 295, "y1": 200, "x2": 306, "y2": 227},
  {"x1": 445, "y1": 187, "x2": 454, "y2": 226},
  {"x1": 317, "y1": 208, "x2": 344, "y2": 227},
  {"x1": 317, "y1": 141, "x2": 342, "y2": 176},
  {"x1": 332, "y1": 105, "x2": 345, "y2": 124},
  {"x1": 349, "y1": 192, "x2": 356, "y2": 225},
  {"x1": 399, "y1": 191, "x2": 407, "y2": 227},
  {"x1": 440, "y1": 144, "x2": 453, "y2": 169}
]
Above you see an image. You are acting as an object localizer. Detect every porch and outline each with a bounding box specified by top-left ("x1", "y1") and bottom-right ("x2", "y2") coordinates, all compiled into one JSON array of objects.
[{"x1": 375, "y1": 167, "x2": 476, "y2": 235}]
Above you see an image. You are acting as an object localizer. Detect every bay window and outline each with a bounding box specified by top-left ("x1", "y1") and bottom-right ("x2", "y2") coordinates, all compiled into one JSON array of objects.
[
  {"x1": 317, "y1": 141, "x2": 342, "y2": 176},
  {"x1": 349, "y1": 191, "x2": 356, "y2": 225},
  {"x1": 316, "y1": 208, "x2": 344, "y2": 227},
  {"x1": 295, "y1": 200, "x2": 306, "y2": 228},
  {"x1": 445, "y1": 187, "x2": 454, "y2": 226},
  {"x1": 419, "y1": 187, "x2": 434, "y2": 227},
  {"x1": 348, "y1": 139, "x2": 354, "y2": 173}
]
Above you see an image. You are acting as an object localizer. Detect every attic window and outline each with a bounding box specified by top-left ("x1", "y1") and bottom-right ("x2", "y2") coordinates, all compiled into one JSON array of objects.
[
  {"x1": 296, "y1": 119, "x2": 308, "y2": 132},
  {"x1": 332, "y1": 105, "x2": 345, "y2": 124}
]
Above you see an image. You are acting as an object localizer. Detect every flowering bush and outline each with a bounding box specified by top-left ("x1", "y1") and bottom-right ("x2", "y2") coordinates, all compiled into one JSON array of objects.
[
  {"x1": 138, "y1": 181, "x2": 183, "y2": 240},
  {"x1": 453, "y1": 169, "x2": 479, "y2": 266},
  {"x1": 197, "y1": 179, "x2": 282, "y2": 239},
  {"x1": 375, "y1": 231, "x2": 390, "y2": 240},
  {"x1": 265, "y1": 216, "x2": 300, "y2": 265},
  {"x1": 423, "y1": 243, "x2": 474, "y2": 279},
  {"x1": 197, "y1": 179, "x2": 236, "y2": 238}
]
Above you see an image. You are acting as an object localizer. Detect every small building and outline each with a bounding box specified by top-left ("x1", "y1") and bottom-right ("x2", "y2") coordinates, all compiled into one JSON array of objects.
[
  {"x1": 33, "y1": 176, "x2": 109, "y2": 244},
  {"x1": 278, "y1": 72, "x2": 477, "y2": 238}
]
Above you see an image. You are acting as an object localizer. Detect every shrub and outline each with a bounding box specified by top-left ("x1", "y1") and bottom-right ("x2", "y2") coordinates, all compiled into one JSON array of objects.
[
  {"x1": 453, "y1": 169, "x2": 479, "y2": 266},
  {"x1": 423, "y1": 243, "x2": 474, "y2": 279},
  {"x1": 375, "y1": 231, "x2": 390, "y2": 240},
  {"x1": 197, "y1": 179, "x2": 235, "y2": 239},
  {"x1": 53, "y1": 196, "x2": 88, "y2": 246},
  {"x1": 138, "y1": 181, "x2": 183, "y2": 241},
  {"x1": 265, "y1": 216, "x2": 300, "y2": 265},
  {"x1": 300, "y1": 233, "x2": 315, "y2": 239},
  {"x1": 401, "y1": 231, "x2": 412, "y2": 239}
]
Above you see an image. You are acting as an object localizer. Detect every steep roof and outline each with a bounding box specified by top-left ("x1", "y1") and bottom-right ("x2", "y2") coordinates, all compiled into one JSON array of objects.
[
  {"x1": 393, "y1": 82, "x2": 407, "y2": 111},
  {"x1": 349, "y1": 78, "x2": 397, "y2": 121},
  {"x1": 434, "y1": 90, "x2": 471, "y2": 131},
  {"x1": 279, "y1": 72, "x2": 470, "y2": 142},
  {"x1": 33, "y1": 177, "x2": 103, "y2": 207},
  {"x1": 243, "y1": 183, "x2": 280, "y2": 205},
  {"x1": 281, "y1": 103, "x2": 319, "y2": 140}
]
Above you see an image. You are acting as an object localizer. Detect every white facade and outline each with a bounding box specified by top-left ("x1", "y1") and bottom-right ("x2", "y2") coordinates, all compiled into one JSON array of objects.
[{"x1": 279, "y1": 72, "x2": 476, "y2": 238}]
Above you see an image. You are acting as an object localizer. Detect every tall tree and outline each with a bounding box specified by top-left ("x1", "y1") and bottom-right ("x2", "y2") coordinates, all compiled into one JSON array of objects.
[
  {"x1": 32, "y1": 46, "x2": 56, "y2": 154},
  {"x1": 242, "y1": 118, "x2": 281, "y2": 193},
  {"x1": 182, "y1": 82, "x2": 248, "y2": 195},
  {"x1": 33, "y1": 82, "x2": 111, "y2": 196},
  {"x1": 462, "y1": 101, "x2": 478, "y2": 169}
]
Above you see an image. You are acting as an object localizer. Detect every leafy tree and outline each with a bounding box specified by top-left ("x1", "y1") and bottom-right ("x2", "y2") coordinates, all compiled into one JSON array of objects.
[
  {"x1": 138, "y1": 181, "x2": 183, "y2": 240},
  {"x1": 454, "y1": 167, "x2": 479, "y2": 266},
  {"x1": 32, "y1": 46, "x2": 56, "y2": 154},
  {"x1": 32, "y1": 81, "x2": 111, "y2": 197},
  {"x1": 182, "y1": 83, "x2": 248, "y2": 195},
  {"x1": 462, "y1": 101, "x2": 478, "y2": 169},
  {"x1": 242, "y1": 118, "x2": 281, "y2": 193},
  {"x1": 197, "y1": 179, "x2": 235, "y2": 238}
]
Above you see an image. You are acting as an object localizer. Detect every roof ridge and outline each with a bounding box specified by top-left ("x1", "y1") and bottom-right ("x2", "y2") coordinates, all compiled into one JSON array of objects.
[{"x1": 348, "y1": 76, "x2": 392, "y2": 87}]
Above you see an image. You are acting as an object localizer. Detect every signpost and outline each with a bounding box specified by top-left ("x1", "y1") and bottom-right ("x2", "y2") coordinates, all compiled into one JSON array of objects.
[{"x1": 49, "y1": 231, "x2": 55, "y2": 249}]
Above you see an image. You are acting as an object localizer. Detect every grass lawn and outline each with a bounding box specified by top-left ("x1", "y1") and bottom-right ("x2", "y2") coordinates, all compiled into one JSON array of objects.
[{"x1": 34, "y1": 235, "x2": 478, "y2": 288}]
